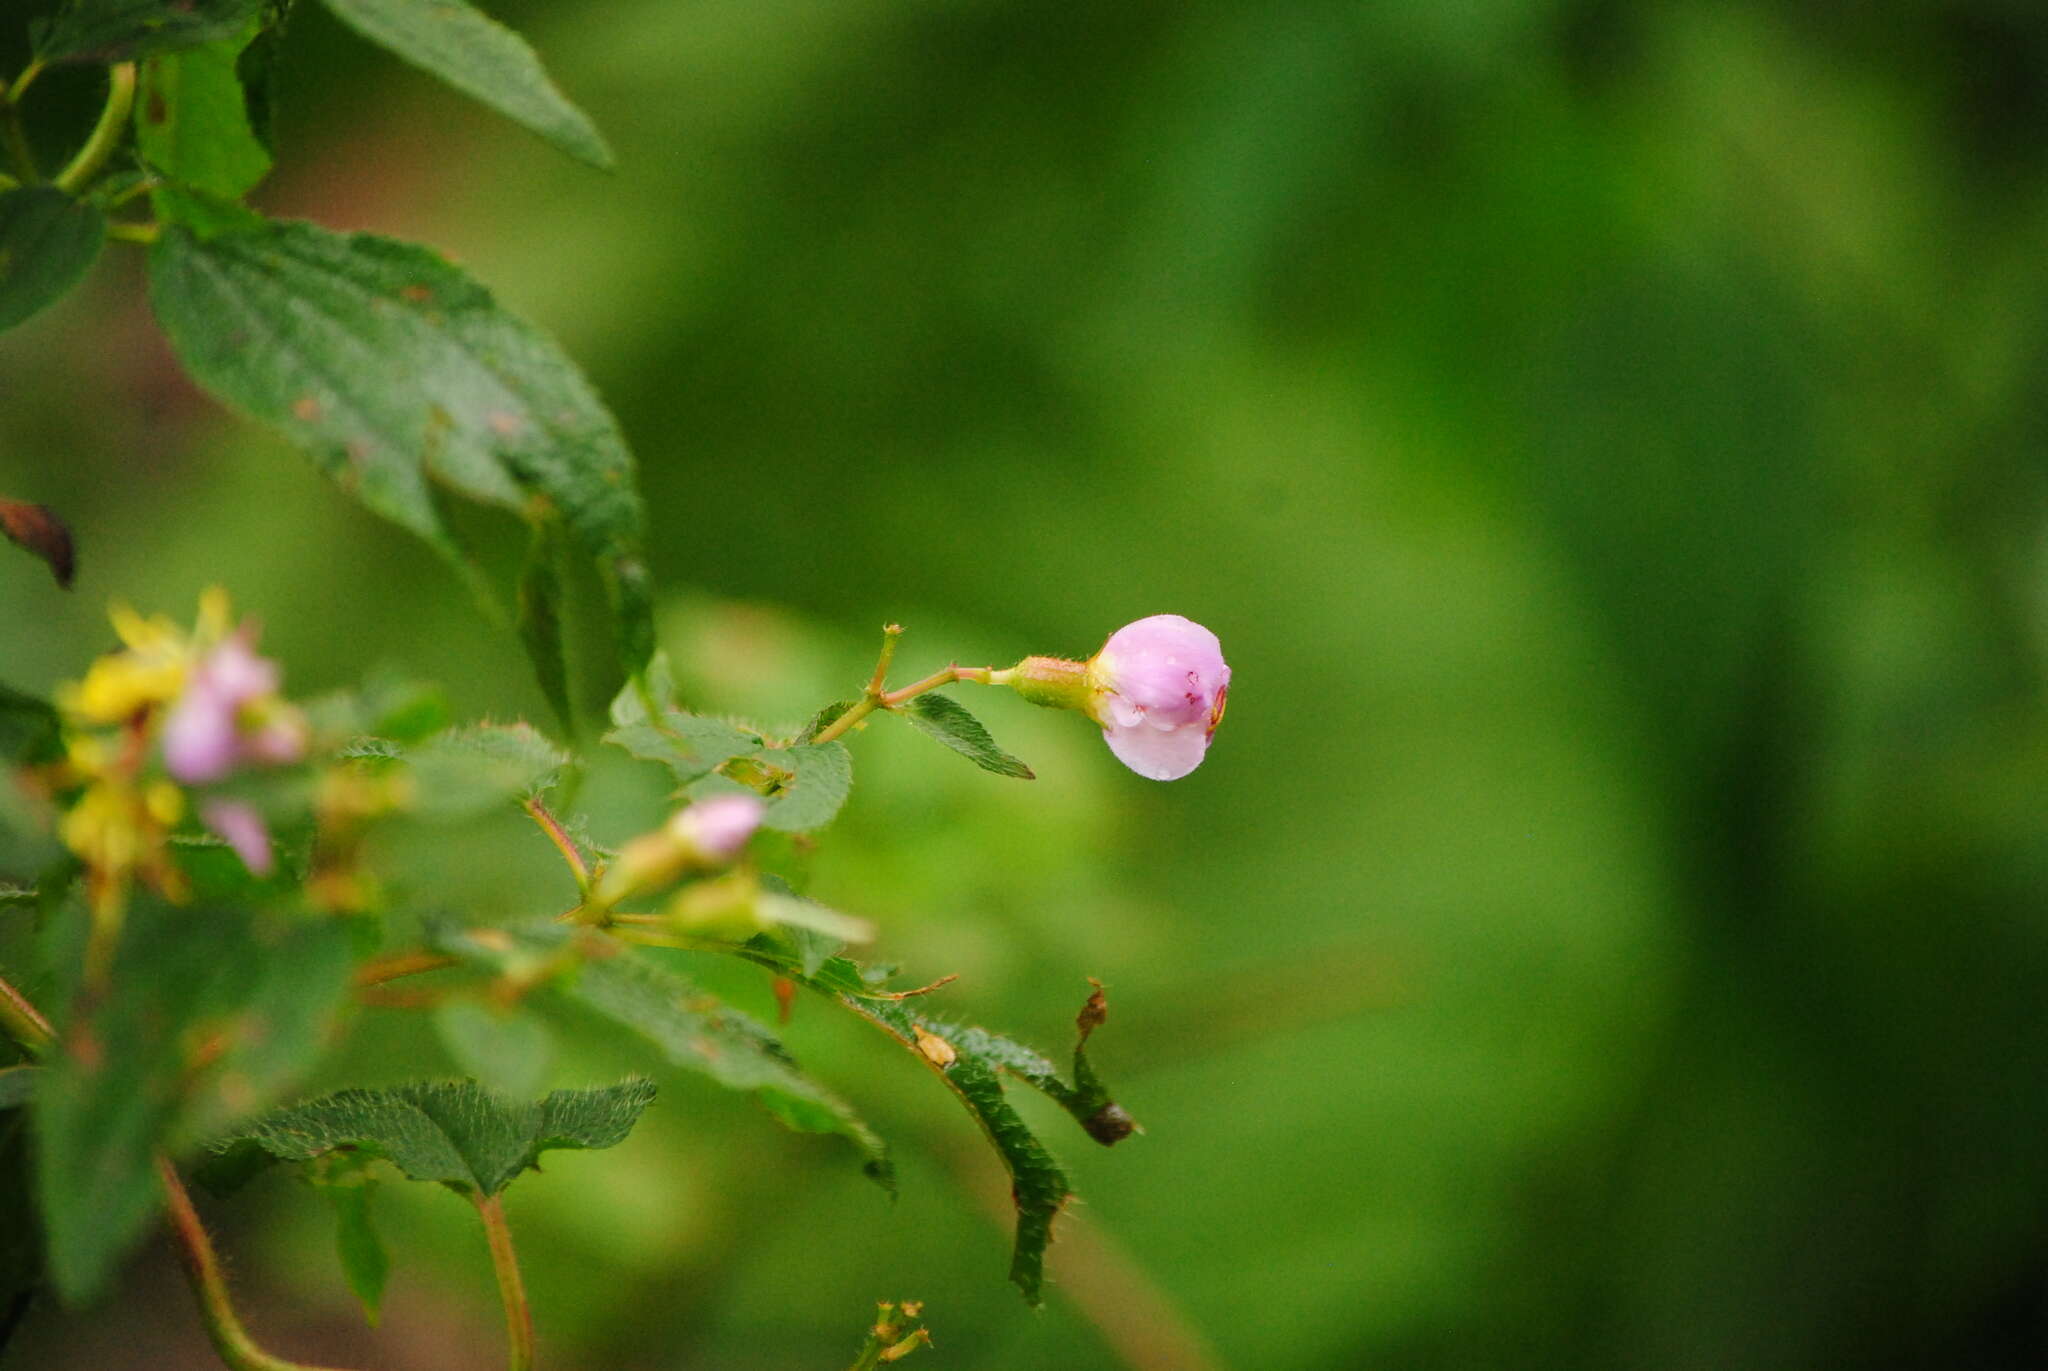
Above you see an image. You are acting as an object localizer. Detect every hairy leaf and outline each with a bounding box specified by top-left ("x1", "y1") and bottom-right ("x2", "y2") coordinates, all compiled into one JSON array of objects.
[
  {"x1": 896, "y1": 692, "x2": 1034, "y2": 779},
  {"x1": 732, "y1": 937, "x2": 1137, "y2": 1303},
  {"x1": 33, "y1": 898, "x2": 353, "y2": 1301},
  {"x1": 0, "y1": 189, "x2": 105, "y2": 334},
  {"x1": 701, "y1": 742, "x2": 852, "y2": 833},
  {"x1": 219, "y1": 1077, "x2": 654, "y2": 1197},
  {"x1": 437, "y1": 924, "x2": 893, "y2": 1189},
  {"x1": 147, "y1": 214, "x2": 653, "y2": 674},
  {"x1": 317, "y1": 0, "x2": 613, "y2": 169},
  {"x1": 33, "y1": 0, "x2": 264, "y2": 64},
  {"x1": 374, "y1": 721, "x2": 566, "y2": 820},
  {"x1": 135, "y1": 25, "x2": 272, "y2": 199}
]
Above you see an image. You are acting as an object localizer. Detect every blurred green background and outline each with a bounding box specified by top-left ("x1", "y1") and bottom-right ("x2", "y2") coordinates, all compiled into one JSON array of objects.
[{"x1": 6, "y1": 0, "x2": 2048, "y2": 1367}]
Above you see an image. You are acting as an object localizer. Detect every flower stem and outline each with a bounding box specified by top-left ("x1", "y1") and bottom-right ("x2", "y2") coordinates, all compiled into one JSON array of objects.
[
  {"x1": 0, "y1": 972, "x2": 53, "y2": 1058},
  {"x1": 476, "y1": 1194, "x2": 535, "y2": 1371},
  {"x1": 107, "y1": 220, "x2": 161, "y2": 244},
  {"x1": 522, "y1": 798, "x2": 590, "y2": 896},
  {"x1": 54, "y1": 62, "x2": 136, "y2": 194},
  {"x1": 9, "y1": 60, "x2": 45, "y2": 105},
  {"x1": 158, "y1": 1157, "x2": 360, "y2": 1371},
  {"x1": 808, "y1": 628, "x2": 1002, "y2": 748}
]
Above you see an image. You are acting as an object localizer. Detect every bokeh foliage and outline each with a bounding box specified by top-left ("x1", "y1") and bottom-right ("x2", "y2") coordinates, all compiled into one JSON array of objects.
[{"x1": 5, "y1": 0, "x2": 2048, "y2": 1367}]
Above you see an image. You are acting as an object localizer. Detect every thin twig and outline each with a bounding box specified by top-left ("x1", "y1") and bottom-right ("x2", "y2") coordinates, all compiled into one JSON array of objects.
[{"x1": 0, "y1": 973, "x2": 53, "y2": 1057}]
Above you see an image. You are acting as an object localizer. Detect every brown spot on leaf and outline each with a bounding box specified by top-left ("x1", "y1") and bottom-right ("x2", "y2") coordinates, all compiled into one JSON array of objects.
[
  {"x1": 486, "y1": 410, "x2": 523, "y2": 438},
  {"x1": 292, "y1": 394, "x2": 322, "y2": 422},
  {"x1": 772, "y1": 976, "x2": 796, "y2": 1024},
  {"x1": 400, "y1": 284, "x2": 433, "y2": 303},
  {"x1": 146, "y1": 89, "x2": 167, "y2": 125},
  {"x1": 0, "y1": 497, "x2": 76, "y2": 587}
]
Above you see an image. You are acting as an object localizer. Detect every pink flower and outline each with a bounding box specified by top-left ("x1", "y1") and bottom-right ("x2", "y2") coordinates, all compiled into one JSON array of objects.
[
  {"x1": 671, "y1": 793, "x2": 765, "y2": 862},
  {"x1": 1085, "y1": 615, "x2": 1230, "y2": 781},
  {"x1": 162, "y1": 634, "x2": 304, "y2": 783},
  {"x1": 201, "y1": 798, "x2": 274, "y2": 877}
]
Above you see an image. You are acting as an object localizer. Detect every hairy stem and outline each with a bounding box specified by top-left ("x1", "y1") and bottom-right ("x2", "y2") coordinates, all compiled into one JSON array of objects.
[
  {"x1": 0, "y1": 973, "x2": 53, "y2": 1058},
  {"x1": 809, "y1": 661, "x2": 1000, "y2": 747},
  {"x1": 476, "y1": 1194, "x2": 535, "y2": 1371},
  {"x1": 522, "y1": 798, "x2": 589, "y2": 895},
  {"x1": 54, "y1": 62, "x2": 135, "y2": 194},
  {"x1": 159, "y1": 1157, "x2": 359, "y2": 1371},
  {"x1": 352, "y1": 949, "x2": 458, "y2": 988}
]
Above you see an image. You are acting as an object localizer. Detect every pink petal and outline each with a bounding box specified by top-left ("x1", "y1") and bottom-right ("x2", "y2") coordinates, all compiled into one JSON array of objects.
[{"x1": 201, "y1": 799, "x2": 275, "y2": 876}]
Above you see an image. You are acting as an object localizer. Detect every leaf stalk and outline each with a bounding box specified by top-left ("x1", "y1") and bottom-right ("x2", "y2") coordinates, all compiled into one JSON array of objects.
[
  {"x1": 55, "y1": 62, "x2": 137, "y2": 194},
  {"x1": 476, "y1": 1193, "x2": 536, "y2": 1371},
  {"x1": 158, "y1": 1157, "x2": 359, "y2": 1371}
]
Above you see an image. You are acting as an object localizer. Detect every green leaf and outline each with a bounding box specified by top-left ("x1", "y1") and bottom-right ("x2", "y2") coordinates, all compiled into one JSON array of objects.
[
  {"x1": 0, "y1": 684, "x2": 62, "y2": 767},
  {"x1": 701, "y1": 742, "x2": 852, "y2": 832},
  {"x1": 730, "y1": 939, "x2": 1137, "y2": 1304},
  {"x1": 146, "y1": 214, "x2": 653, "y2": 672},
  {"x1": 515, "y1": 522, "x2": 574, "y2": 739},
  {"x1": 317, "y1": 0, "x2": 613, "y2": 169},
  {"x1": 387, "y1": 722, "x2": 568, "y2": 820},
  {"x1": 796, "y1": 700, "x2": 857, "y2": 744},
  {"x1": 219, "y1": 1077, "x2": 654, "y2": 1197},
  {"x1": 896, "y1": 693, "x2": 1034, "y2": 779},
  {"x1": 33, "y1": 899, "x2": 353, "y2": 1301},
  {"x1": 432, "y1": 999, "x2": 554, "y2": 1102},
  {"x1": 437, "y1": 924, "x2": 894, "y2": 1190},
  {"x1": 135, "y1": 25, "x2": 273, "y2": 200},
  {"x1": 0, "y1": 189, "x2": 105, "y2": 334},
  {"x1": 324, "y1": 1175, "x2": 389, "y2": 1327},
  {"x1": 33, "y1": 0, "x2": 264, "y2": 64}
]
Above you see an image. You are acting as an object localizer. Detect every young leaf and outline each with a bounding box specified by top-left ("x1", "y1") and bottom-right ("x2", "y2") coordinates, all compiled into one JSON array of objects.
[
  {"x1": 604, "y1": 666, "x2": 763, "y2": 783},
  {"x1": 432, "y1": 999, "x2": 555, "y2": 1102},
  {"x1": 0, "y1": 189, "x2": 105, "y2": 334},
  {"x1": 436, "y1": 924, "x2": 894, "y2": 1190},
  {"x1": 32, "y1": 0, "x2": 265, "y2": 65},
  {"x1": 317, "y1": 0, "x2": 613, "y2": 169},
  {"x1": 135, "y1": 25, "x2": 272, "y2": 200},
  {"x1": 146, "y1": 214, "x2": 654, "y2": 674},
  {"x1": 0, "y1": 498, "x2": 76, "y2": 587},
  {"x1": 515, "y1": 522, "x2": 574, "y2": 739},
  {"x1": 324, "y1": 1177, "x2": 389, "y2": 1327},
  {"x1": 896, "y1": 692, "x2": 1034, "y2": 779},
  {"x1": 220, "y1": 1078, "x2": 655, "y2": 1197},
  {"x1": 33, "y1": 898, "x2": 353, "y2": 1301}
]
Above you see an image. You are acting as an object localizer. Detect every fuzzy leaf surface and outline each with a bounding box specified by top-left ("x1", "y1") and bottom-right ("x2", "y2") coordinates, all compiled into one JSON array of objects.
[
  {"x1": 147, "y1": 215, "x2": 653, "y2": 673},
  {"x1": 897, "y1": 692, "x2": 1034, "y2": 779},
  {"x1": 218, "y1": 1077, "x2": 655, "y2": 1197},
  {"x1": 437, "y1": 924, "x2": 893, "y2": 1189}
]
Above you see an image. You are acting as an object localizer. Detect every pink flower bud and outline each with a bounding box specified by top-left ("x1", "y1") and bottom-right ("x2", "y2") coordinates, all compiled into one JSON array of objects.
[
  {"x1": 1085, "y1": 615, "x2": 1230, "y2": 781},
  {"x1": 200, "y1": 798, "x2": 274, "y2": 876},
  {"x1": 669, "y1": 793, "x2": 765, "y2": 862}
]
